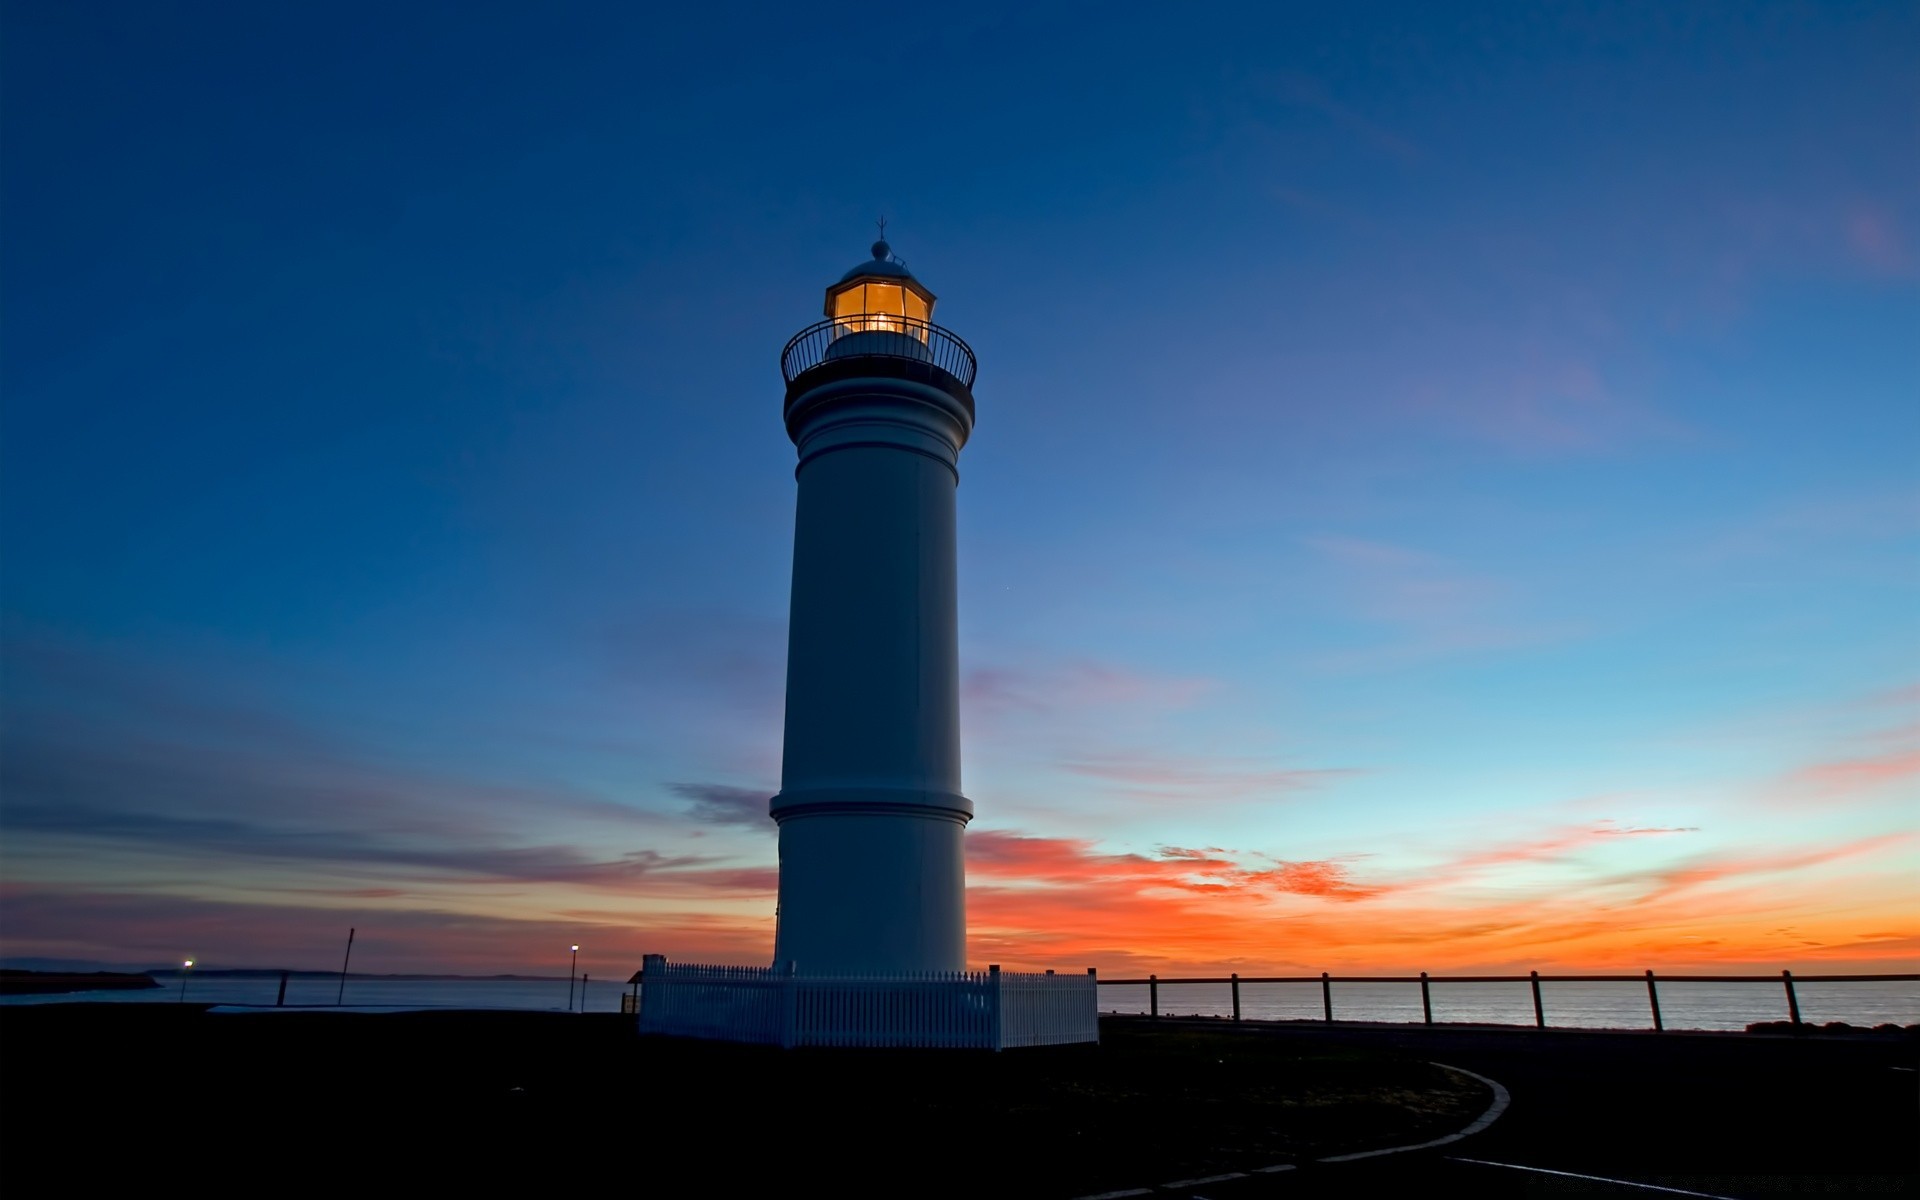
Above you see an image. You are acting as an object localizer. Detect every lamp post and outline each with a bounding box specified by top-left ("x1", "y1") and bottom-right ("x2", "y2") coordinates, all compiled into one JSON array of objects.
[
  {"x1": 567, "y1": 945, "x2": 580, "y2": 1012},
  {"x1": 336, "y1": 927, "x2": 356, "y2": 1006},
  {"x1": 177, "y1": 959, "x2": 194, "y2": 1003}
]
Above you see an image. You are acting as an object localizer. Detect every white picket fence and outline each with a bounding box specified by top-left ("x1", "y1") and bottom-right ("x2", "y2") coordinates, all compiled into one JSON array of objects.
[{"x1": 634, "y1": 956, "x2": 1099, "y2": 1049}]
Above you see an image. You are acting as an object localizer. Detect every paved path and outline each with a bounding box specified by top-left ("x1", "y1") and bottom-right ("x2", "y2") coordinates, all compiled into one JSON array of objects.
[{"x1": 1097, "y1": 1018, "x2": 1917, "y2": 1198}]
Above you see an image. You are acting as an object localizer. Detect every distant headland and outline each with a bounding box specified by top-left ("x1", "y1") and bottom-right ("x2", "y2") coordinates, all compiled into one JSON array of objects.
[{"x1": 0, "y1": 969, "x2": 160, "y2": 996}]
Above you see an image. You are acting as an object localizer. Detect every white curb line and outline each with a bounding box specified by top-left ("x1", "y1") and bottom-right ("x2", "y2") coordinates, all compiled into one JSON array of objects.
[
  {"x1": 1316, "y1": 1063, "x2": 1511, "y2": 1163},
  {"x1": 1159, "y1": 1172, "x2": 1247, "y2": 1188},
  {"x1": 1446, "y1": 1158, "x2": 1741, "y2": 1198},
  {"x1": 1070, "y1": 1061, "x2": 1511, "y2": 1197}
]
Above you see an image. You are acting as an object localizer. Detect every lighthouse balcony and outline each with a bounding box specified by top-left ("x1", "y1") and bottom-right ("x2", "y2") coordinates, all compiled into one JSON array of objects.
[{"x1": 781, "y1": 315, "x2": 977, "y2": 390}]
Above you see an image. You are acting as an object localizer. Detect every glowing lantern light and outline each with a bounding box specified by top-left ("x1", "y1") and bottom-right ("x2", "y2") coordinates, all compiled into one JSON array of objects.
[{"x1": 825, "y1": 240, "x2": 935, "y2": 342}]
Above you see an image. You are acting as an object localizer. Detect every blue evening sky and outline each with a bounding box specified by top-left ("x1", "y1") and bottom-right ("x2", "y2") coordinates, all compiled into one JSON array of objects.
[{"x1": 2, "y1": 2, "x2": 1914, "y2": 975}]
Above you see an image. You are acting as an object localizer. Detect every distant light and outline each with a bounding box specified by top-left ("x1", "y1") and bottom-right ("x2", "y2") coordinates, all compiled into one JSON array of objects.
[
  {"x1": 183, "y1": 959, "x2": 194, "y2": 968},
  {"x1": 571, "y1": 945, "x2": 579, "y2": 951}
]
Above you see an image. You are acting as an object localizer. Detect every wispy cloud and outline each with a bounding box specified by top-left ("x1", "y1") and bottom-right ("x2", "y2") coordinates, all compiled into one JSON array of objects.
[
  {"x1": 669, "y1": 782, "x2": 772, "y2": 829},
  {"x1": 1691, "y1": 487, "x2": 1920, "y2": 563},
  {"x1": 0, "y1": 799, "x2": 779, "y2": 894},
  {"x1": 6, "y1": 813, "x2": 1908, "y2": 975},
  {"x1": 0, "y1": 884, "x2": 775, "y2": 976},
  {"x1": 1783, "y1": 750, "x2": 1920, "y2": 797},
  {"x1": 0, "y1": 632, "x2": 779, "y2": 946},
  {"x1": 1735, "y1": 195, "x2": 1918, "y2": 282},
  {"x1": 1258, "y1": 71, "x2": 1422, "y2": 165},
  {"x1": 963, "y1": 822, "x2": 1912, "y2": 973},
  {"x1": 961, "y1": 660, "x2": 1314, "y2": 813},
  {"x1": 962, "y1": 660, "x2": 1217, "y2": 721},
  {"x1": 1058, "y1": 753, "x2": 1355, "y2": 801},
  {"x1": 1845, "y1": 204, "x2": 1913, "y2": 275},
  {"x1": 1597, "y1": 834, "x2": 1913, "y2": 910},
  {"x1": 7, "y1": 630, "x2": 1909, "y2": 978},
  {"x1": 969, "y1": 830, "x2": 1232, "y2": 886},
  {"x1": 1302, "y1": 535, "x2": 1582, "y2": 668},
  {"x1": 596, "y1": 610, "x2": 787, "y2": 719},
  {"x1": 1400, "y1": 354, "x2": 1687, "y2": 456},
  {"x1": 1244, "y1": 860, "x2": 1384, "y2": 901},
  {"x1": 1435, "y1": 822, "x2": 1700, "y2": 881},
  {"x1": 1859, "y1": 684, "x2": 1920, "y2": 710}
]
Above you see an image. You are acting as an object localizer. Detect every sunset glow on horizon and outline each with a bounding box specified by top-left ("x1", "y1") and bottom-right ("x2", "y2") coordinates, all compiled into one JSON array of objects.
[{"x1": 3, "y1": 5, "x2": 1914, "y2": 981}]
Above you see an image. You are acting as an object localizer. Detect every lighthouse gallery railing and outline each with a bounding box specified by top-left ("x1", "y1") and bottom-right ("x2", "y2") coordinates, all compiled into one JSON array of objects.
[
  {"x1": 780, "y1": 316, "x2": 978, "y2": 387},
  {"x1": 635, "y1": 958, "x2": 1097, "y2": 1049}
]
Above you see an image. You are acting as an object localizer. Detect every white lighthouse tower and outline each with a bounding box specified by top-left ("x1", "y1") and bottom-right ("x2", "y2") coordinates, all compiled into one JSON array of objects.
[
  {"x1": 770, "y1": 240, "x2": 976, "y2": 975},
  {"x1": 633, "y1": 243, "x2": 1096, "y2": 1047}
]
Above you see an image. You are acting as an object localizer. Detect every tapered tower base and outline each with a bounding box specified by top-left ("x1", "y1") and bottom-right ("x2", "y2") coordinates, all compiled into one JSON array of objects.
[{"x1": 773, "y1": 804, "x2": 966, "y2": 975}]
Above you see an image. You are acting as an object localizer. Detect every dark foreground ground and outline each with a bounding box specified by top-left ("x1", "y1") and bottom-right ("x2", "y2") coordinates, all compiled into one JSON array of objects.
[
  {"x1": 1, "y1": 1005, "x2": 1478, "y2": 1196},
  {"x1": 1142, "y1": 1016, "x2": 1917, "y2": 1198},
  {"x1": 0, "y1": 1008, "x2": 1912, "y2": 1197}
]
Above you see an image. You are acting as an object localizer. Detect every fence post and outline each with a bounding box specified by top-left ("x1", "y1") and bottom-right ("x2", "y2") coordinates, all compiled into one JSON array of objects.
[
  {"x1": 1149, "y1": 973, "x2": 1159, "y2": 1020},
  {"x1": 1420, "y1": 971, "x2": 1432, "y2": 1025},
  {"x1": 1645, "y1": 970, "x2": 1663, "y2": 1032},
  {"x1": 1089, "y1": 968, "x2": 1100, "y2": 1043},
  {"x1": 1321, "y1": 972, "x2": 1332, "y2": 1022},
  {"x1": 1781, "y1": 969, "x2": 1802, "y2": 1030},
  {"x1": 1231, "y1": 973, "x2": 1241, "y2": 1022},
  {"x1": 276, "y1": 970, "x2": 289, "y2": 1007},
  {"x1": 780, "y1": 959, "x2": 798, "y2": 1049},
  {"x1": 638, "y1": 953, "x2": 666, "y2": 1031},
  {"x1": 1530, "y1": 970, "x2": 1545, "y2": 1028},
  {"x1": 989, "y1": 964, "x2": 1004, "y2": 1051}
]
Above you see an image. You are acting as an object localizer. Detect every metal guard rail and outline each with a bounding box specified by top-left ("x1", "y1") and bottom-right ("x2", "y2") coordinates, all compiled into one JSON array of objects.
[
  {"x1": 1100, "y1": 973, "x2": 1917, "y2": 985},
  {"x1": 1101, "y1": 969, "x2": 1918, "y2": 1032},
  {"x1": 780, "y1": 316, "x2": 977, "y2": 387}
]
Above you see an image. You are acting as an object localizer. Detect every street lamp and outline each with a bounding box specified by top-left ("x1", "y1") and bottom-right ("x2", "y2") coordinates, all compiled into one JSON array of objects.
[
  {"x1": 567, "y1": 945, "x2": 580, "y2": 1012},
  {"x1": 177, "y1": 959, "x2": 194, "y2": 1004}
]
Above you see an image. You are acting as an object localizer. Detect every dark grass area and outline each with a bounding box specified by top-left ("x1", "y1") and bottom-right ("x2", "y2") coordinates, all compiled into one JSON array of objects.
[
  {"x1": 1131, "y1": 1017, "x2": 1919, "y2": 1198},
  {"x1": 0, "y1": 1006, "x2": 1485, "y2": 1195}
]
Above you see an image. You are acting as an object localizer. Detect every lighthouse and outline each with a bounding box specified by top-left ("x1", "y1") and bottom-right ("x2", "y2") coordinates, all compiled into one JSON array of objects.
[
  {"x1": 632, "y1": 243, "x2": 1094, "y2": 1047},
  {"x1": 770, "y1": 240, "x2": 977, "y2": 975}
]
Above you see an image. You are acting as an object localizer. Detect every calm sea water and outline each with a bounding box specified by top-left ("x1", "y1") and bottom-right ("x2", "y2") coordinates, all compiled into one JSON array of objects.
[
  {"x1": 0, "y1": 975, "x2": 629, "y2": 1013},
  {"x1": 7, "y1": 975, "x2": 1915, "y2": 1031}
]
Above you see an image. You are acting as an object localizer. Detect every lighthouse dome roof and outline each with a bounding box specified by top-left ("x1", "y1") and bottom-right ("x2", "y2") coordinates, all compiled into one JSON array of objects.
[{"x1": 838, "y1": 240, "x2": 919, "y2": 284}]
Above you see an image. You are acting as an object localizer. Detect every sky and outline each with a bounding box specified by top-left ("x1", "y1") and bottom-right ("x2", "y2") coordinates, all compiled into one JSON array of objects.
[{"x1": 2, "y1": 2, "x2": 1915, "y2": 980}]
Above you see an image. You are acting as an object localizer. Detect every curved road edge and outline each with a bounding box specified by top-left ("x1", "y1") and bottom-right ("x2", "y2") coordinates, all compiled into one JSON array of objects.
[
  {"x1": 1070, "y1": 1061, "x2": 1514, "y2": 1198},
  {"x1": 1316, "y1": 1063, "x2": 1512, "y2": 1163}
]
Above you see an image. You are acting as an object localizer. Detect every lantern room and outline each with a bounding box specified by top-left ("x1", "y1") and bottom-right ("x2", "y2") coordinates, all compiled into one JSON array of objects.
[{"x1": 826, "y1": 240, "x2": 935, "y2": 339}]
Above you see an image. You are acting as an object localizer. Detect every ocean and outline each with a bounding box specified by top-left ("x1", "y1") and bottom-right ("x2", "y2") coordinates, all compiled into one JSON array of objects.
[
  {"x1": 5, "y1": 973, "x2": 1915, "y2": 1031},
  {"x1": 0, "y1": 975, "x2": 631, "y2": 1013}
]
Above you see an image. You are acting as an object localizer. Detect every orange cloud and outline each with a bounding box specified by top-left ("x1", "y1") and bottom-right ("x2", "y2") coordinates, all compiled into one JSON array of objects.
[
  {"x1": 1248, "y1": 860, "x2": 1384, "y2": 901},
  {"x1": 8, "y1": 822, "x2": 1911, "y2": 979},
  {"x1": 960, "y1": 826, "x2": 1915, "y2": 976},
  {"x1": 1786, "y1": 749, "x2": 1920, "y2": 795},
  {"x1": 968, "y1": 830, "x2": 1237, "y2": 886}
]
